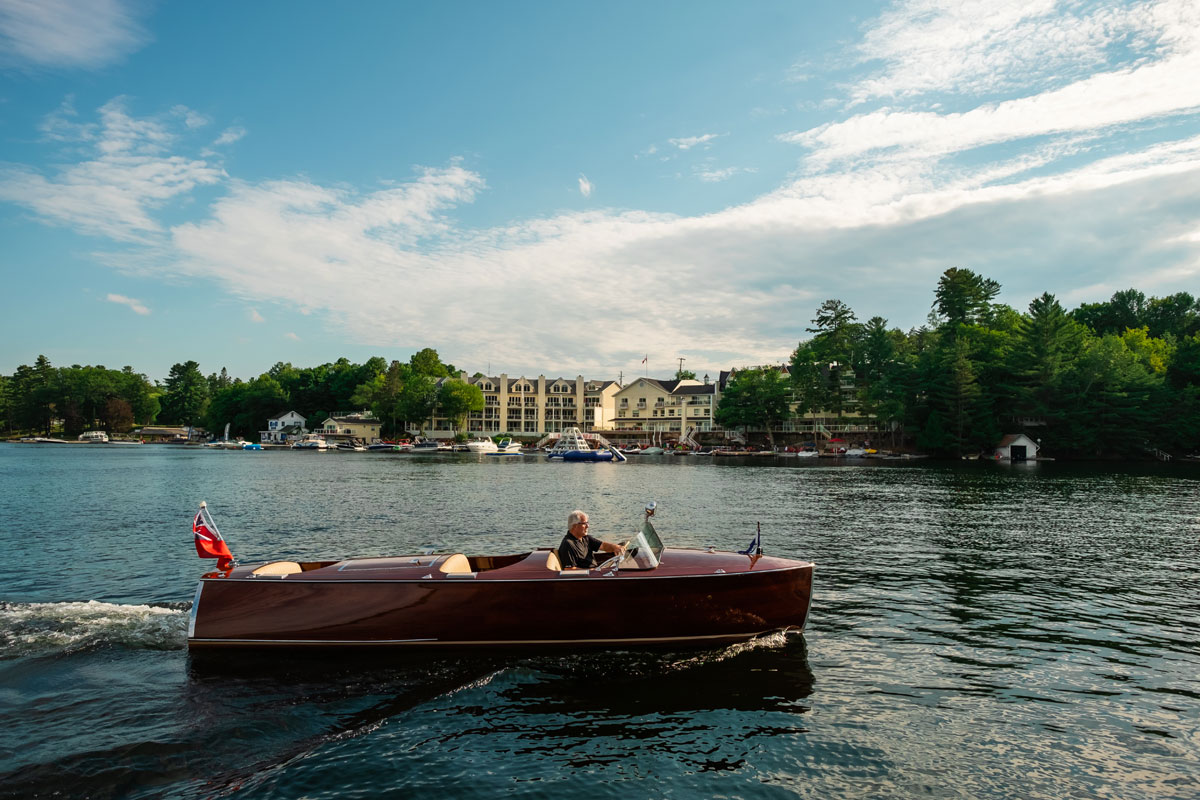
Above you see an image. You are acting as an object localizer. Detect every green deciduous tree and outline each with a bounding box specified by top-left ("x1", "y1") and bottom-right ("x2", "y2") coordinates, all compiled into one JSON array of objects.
[
  {"x1": 437, "y1": 379, "x2": 485, "y2": 435},
  {"x1": 397, "y1": 374, "x2": 439, "y2": 434},
  {"x1": 715, "y1": 367, "x2": 792, "y2": 448}
]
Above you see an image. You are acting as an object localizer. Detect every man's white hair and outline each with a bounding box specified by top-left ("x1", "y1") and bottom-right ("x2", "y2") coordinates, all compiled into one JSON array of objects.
[{"x1": 568, "y1": 509, "x2": 588, "y2": 528}]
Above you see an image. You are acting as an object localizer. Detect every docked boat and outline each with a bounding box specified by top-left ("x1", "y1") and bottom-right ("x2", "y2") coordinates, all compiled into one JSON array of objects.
[
  {"x1": 545, "y1": 427, "x2": 626, "y2": 462},
  {"x1": 291, "y1": 433, "x2": 328, "y2": 450},
  {"x1": 78, "y1": 430, "x2": 109, "y2": 443},
  {"x1": 486, "y1": 437, "x2": 524, "y2": 456},
  {"x1": 410, "y1": 438, "x2": 440, "y2": 454},
  {"x1": 187, "y1": 502, "x2": 813, "y2": 650},
  {"x1": 466, "y1": 436, "x2": 499, "y2": 453}
]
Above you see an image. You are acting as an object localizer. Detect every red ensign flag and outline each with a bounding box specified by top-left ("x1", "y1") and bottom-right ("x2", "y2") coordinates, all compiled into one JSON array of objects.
[{"x1": 193, "y1": 502, "x2": 233, "y2": 568}]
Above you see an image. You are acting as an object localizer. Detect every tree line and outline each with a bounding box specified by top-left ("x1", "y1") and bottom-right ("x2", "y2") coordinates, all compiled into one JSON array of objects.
[
  {"x1": 0, "y1": 347, "x2": 483, "y2": 440},
  {"x1": 716, "y1": 269, "x2": 1200, "y2": 458}
]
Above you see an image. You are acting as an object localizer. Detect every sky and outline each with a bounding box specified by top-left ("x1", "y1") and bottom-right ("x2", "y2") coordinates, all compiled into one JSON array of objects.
[{"x1": 2, "y1": 0, "x2": 1199, "y2": 384}]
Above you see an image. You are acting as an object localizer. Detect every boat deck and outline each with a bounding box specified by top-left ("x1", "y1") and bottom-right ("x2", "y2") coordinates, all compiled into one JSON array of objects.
[{"x1": 206, "y1": 548, "x2": 810, "y2": 583}]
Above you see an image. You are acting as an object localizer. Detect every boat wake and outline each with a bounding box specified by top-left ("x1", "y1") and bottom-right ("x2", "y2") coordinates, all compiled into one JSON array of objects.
[
  {"x1": 525, "y1": 629, "x2": 802, "y2": 681},
  {"x1": 0, "y1": 600, "x2": 189, "y2": 658},
  {"x1": 664, "y1": 629, "x2": 796, "y2": 670}
]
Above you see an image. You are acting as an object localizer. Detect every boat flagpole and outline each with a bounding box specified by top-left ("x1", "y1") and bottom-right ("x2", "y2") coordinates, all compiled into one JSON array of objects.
[
  {"x1": 739, "y1": 521, "x2": 762, "y2": 556},
  {"x1": 193, "y1": 501, "x2": 235, "y2": 571}
]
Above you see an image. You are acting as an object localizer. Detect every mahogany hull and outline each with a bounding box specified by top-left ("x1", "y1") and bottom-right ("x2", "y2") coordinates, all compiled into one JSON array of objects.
[{"x1": 188, "y1": 549, "x2": 813, "y2": 650}]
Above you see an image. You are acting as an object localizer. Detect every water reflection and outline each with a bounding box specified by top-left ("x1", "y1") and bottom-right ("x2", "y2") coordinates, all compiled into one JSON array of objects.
[{"x1": 179, "y1": 636, "x2": 813, "y2": 797}]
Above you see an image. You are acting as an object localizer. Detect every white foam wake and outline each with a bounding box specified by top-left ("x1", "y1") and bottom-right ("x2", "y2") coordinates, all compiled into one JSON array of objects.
[{"x1": 0, "y1": 600, "x2": 189, "y2": 657}]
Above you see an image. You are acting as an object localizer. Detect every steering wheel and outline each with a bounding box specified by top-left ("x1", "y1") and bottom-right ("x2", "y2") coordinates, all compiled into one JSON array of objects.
[{"x1": 609, "y1": 539, "x2": 638, "y2": 569}]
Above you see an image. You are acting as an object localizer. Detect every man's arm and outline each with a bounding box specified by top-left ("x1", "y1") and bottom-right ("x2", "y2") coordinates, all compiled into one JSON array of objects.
[{"x1": 598, "y1": 540, "x2": 626, "y2": 556}]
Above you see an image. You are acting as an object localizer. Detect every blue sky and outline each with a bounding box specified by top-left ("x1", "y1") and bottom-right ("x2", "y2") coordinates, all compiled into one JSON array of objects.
[{"x1": 2, "y1": 0, "x2": 1199, "y2": 383}]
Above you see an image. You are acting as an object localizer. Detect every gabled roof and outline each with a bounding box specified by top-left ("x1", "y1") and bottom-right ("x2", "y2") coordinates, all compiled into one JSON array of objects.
[
  {"x1": 673, "y1": 383, "x2": 715, "y2": 395},
  {"x1": 619, "y1": 378, "x2": 675, "y2": 394},
  {"x1": 269, "y1": 409, "x2": 305, "y2": 421},
  {"x1": 997, "y1": 433, "x2": 1038, "y2": 447}
]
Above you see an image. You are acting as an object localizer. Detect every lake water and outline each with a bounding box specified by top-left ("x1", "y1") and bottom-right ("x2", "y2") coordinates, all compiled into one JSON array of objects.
[{"x1": 1, "y1": 444, "x2": 1198, "y2": 799}]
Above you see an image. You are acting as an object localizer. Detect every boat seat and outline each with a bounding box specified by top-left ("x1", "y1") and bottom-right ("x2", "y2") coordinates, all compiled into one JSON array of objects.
[
  {"x1": 545, "y1": 551, "x2": 562, "y2": 571},
  {"x1": 252, "y1": 561, "x2": 303, "y2": 576},
  {"x1": 439, "y1": 553, "x2": 473, "y2": 574}
]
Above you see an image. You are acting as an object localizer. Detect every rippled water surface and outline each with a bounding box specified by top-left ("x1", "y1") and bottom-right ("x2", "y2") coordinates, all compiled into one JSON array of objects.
[{"x1": 1, "y1": 444, "x2": 1198, "y2": 799}]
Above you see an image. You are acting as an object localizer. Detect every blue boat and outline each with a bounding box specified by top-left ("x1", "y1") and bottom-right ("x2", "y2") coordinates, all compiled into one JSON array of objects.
[
  {"x1": 561, "y1": 449, "x2": 615, "y2": 462},
  {"x1": 545, "y1": 427, "x2": 626, "y2": 462}
]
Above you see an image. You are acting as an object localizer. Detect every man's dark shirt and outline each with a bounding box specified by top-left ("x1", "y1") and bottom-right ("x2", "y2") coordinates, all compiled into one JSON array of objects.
[{"x1": 558, "y1": 532, "x2": 602, "y2": 569}]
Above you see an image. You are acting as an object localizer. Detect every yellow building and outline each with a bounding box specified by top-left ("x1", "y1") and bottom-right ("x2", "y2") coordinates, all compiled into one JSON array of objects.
[
  {"x1": 424, "y1": 374, "x2": 621, "y2": 438},
  {"x1": 608, "y1": 378, "x2": 718, "y2": 442},
  {"x1": 321, "y1": 411, "x2": 382, "y2": 443}
]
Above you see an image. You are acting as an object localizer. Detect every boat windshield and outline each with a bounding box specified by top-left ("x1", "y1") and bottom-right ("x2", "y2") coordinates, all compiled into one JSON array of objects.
[{"x1": 619, "y1": 518, "x2": 666, "y2": 570}]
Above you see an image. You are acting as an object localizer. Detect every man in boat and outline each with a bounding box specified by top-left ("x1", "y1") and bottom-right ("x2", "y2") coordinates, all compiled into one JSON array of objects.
[{"x1": 558, "y1": 510, "x2": 626, "y2": 569}]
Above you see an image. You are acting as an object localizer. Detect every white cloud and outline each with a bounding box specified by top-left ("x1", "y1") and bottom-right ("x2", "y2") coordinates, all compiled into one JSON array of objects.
[
  {"x1": 578, "y1": 174, "x2": 593, "y2": 198},
  {"x1": 0, "y1": 98, "x2": 223, "y2": 241},
  {"x1": 669, "y1": 133, "x2": 721, "y2": 150},
  {"x1": 850, "y1": 0, "x2": 1198, "y2": 104},
  {"x1": 697, "y1": 166, "x2": 757, "y2": 183},
  {"x1": 213, "y1": 126, "x2": 246, "y2": 146},
  {"x1": 285, "y1": 332, "x2": 300, "y2": 341},
  {"x1": 0, "y1": 0, "x2": 151, "y2": 70},
  {"x1": 172, "y1": 105, "x2": 209, "y2": 129},
  {"x1": 249, "y1": 308, "x2": 265, "y2": 323},
  {"x1": 150, "y1": 134, "x2": 1199, "y2": 375},
  {"x1": 105, "y1": 292, "x2": 149, "y2": 315},
  {"x1": 38, "y1": 95, "x2": 94, "y2": 142},
  {"x1": 783, "y1": 49, "x2": 1200, "y2": 166}
]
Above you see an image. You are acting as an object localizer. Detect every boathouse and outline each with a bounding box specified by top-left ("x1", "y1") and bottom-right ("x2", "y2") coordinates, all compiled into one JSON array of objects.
[{"x1": 994, "y1": 433, "x2": 1040, "y2": 461}]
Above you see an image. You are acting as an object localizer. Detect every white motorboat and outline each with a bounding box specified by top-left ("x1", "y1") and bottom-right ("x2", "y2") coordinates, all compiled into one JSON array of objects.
[
  {"x1": 78, "y1": 430, "x2": 109, "y2": 443},
  {"x1": 291, "y1": 433, "x2": 329, "y2": 450},
  {"x1": 466, "y1": 437, "x2": 499, "y2": 453}
]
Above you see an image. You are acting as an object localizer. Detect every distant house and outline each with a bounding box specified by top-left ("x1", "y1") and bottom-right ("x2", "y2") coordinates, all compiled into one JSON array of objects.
[
  {"x1": 321, "y1": 411, "x2": 381, "y2": 443},
  {"x1": 260, "y1": 411, "x2": 307, "y2": 444},
  {"x1": 133, "y1": 426, "x2": 198, "y2": 443},
  {"x1": 609, "y1": 377, "x2": 717, "y2": 439},
  {"x1": 994, "y1": 433, "x2": 1040, "y2": 461}
]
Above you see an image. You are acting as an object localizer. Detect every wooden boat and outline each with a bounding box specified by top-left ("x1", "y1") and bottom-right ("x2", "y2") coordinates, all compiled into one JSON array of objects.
[{"x1": 187, "y1": 503, "x2": 813, "y2": 650}]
